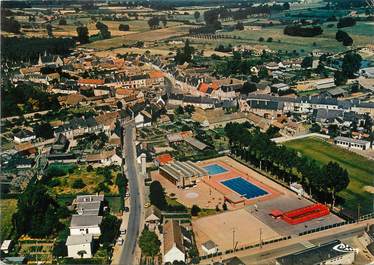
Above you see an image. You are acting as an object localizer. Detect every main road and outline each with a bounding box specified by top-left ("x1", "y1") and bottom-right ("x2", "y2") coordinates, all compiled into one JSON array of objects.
[{"x1": 118, "y1": 120, "x2": 144, "y2": 265}]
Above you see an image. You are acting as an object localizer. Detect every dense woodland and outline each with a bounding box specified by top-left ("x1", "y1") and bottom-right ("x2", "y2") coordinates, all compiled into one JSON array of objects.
[
  {"x1": 1, "y1": 81, "x2": 60, "y2": 117},
  {"x1": 2, "y1": 37, "x2": 75, "y2": 63}
]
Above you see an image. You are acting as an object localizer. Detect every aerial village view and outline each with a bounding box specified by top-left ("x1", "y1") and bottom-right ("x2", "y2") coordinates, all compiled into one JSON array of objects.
[{"x1": 0, "y1": 0, "x2": 374, "y2": 264}]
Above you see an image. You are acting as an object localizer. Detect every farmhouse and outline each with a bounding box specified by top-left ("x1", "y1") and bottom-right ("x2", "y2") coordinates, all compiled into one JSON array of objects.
[{"x1": 334, "y1": 136, "x2": 371, "y2": 151}]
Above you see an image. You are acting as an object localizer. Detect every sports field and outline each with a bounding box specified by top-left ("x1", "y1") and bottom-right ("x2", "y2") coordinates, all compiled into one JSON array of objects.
[{"x1": 284, "y1": 137, "x2": 374, "y2": 215}]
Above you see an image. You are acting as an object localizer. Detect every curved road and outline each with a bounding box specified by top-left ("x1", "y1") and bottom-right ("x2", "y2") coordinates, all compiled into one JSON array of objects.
[{"x1": 118, "y1": 120, "x2": 143, "y2": 265}]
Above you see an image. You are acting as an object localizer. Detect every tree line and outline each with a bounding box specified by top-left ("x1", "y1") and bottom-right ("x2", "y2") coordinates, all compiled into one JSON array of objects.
[
  {"x1": 1, "y1": 81, "x2": 60, "y2": 118},
  {"x1": 283, "y1": 25, "x2": 323, "y2": 37},
  {"x1": 224, "y1": 122, "x2": 349, "y2": 209},
  {"x1": 2, "y1": 37, "x2": 75, "y2": 63}
]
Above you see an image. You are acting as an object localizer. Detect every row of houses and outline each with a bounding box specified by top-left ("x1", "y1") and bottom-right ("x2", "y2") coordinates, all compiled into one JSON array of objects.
[
  {"x1": 66, "y1": 195, "x2": 105, "y2": 259},
  {"x1": 243, "y1": 94, "x2": 374, "y2": 117}
]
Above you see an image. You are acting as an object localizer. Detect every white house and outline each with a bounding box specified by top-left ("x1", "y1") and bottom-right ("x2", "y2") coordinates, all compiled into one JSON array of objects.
[
  {"x1": 13, "y1": 129, "x2": 36, "y2": 143},
  {"x1": 163, "y1": 220, "x2": 185, "y2": 264},
  {"x1": 334, "y1": 136, "x2": 371, "y2": 151},
  {"x1": 201, "y1": 240, "x2": 219, "y2": 255},
  {"x1": 1, "y1": 240, "x2": 12, "y2": 254},
  {"x1": 135, "y1": 111, "x2": 152, "y2": 128},
  {"x1": 66, "y1": 234, "x2": 93, "y2": 259},
  {"x1": 69, "y1": 215, "x2": 102, "y2": 237}
]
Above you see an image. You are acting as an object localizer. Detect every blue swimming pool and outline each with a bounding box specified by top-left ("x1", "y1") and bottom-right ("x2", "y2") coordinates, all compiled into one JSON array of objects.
[
  {"x1": 203, "y1": 164, "x2": 228, "y2": 175},
  {"x1": 221, "y1": 177, "x2": 268, "y2": 199}
]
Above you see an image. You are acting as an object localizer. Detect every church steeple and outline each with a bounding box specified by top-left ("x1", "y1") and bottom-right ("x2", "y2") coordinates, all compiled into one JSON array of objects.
[{"x1": 38, "y1": 53, "x2": 43, "y2": 65}]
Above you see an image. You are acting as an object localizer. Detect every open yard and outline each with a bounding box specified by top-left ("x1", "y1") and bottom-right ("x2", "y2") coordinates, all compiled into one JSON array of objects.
[
  {"x1": 192, "y1": 209, "x2": 281, "y2": 253},
  {"x1": 49, "y1": 164, "x2": 119, "y2": 195},
  {"x1": 284, "y1": 137, "x2": 374, "y2": 215},
  {"x1": 0, "y1": 199, "x2": 17, "y2": 241}
]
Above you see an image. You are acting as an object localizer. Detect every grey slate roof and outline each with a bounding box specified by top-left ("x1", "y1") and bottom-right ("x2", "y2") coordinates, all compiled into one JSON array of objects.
[
  {"x1": 275, "y1": 240, "x2": 354, "y2": 265},
  {"x1": 66, "y1": 234, "x2": 93, "y2": 246},
  {"x1": 70, "y1": 215, "x2": 102, "y2": 228}
]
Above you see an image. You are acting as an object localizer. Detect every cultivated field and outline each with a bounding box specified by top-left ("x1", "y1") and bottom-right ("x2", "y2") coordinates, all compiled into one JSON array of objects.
[{"x1": 284, "y1": 137, "x2": 374, "y2": 215}]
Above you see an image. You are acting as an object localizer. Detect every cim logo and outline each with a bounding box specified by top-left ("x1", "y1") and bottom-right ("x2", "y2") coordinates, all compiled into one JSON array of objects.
[{"x1": 332, "y1": 243, "x2": 354, "y2": 253}]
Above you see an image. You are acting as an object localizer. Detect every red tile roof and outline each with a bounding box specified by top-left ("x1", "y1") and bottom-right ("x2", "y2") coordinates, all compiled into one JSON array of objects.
[
  {"x1": 149, "y1": 71, "x2": 165, "y2": 79},
  {"x1": 78, "y1": 79, "x2": 105, "y2": 85},
  {"x1": 155, "y1": 153, "x2": 173, "y2": 165}
]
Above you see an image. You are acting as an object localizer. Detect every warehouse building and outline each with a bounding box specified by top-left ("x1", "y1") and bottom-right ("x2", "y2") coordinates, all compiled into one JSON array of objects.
[
  {"x1": 276, "y1": 240, "x2": 355, "y2": 265},
  {"x1": 159, "y1": 161, "x2": 208, "y2": 188}
]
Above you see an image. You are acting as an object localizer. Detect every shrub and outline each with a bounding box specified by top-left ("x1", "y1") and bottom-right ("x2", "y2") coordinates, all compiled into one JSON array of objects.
[
  {"x1": 191, "y1": 205, "x2": 201, "y2": 216},
  {"x1": 71, "y1": 179, "x2": 86, "y2": 189}
]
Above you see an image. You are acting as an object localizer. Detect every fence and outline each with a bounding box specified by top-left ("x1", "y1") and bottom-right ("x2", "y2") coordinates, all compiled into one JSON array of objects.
[{"x1": 198, "y1": 236, "x2": 292, "y2": 261}]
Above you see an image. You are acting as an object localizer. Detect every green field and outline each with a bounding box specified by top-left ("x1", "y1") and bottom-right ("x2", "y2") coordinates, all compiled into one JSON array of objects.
[
  {"x1": 0, "y1": 199, "x2": 17, "y2": 241},
  {"x1": 284, "y1": 137, "x2": 374, "y2": 215}
]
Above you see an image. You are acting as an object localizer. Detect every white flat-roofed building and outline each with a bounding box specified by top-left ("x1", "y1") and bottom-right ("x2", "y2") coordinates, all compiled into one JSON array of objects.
[
  {"x1": 334, "y1": 136, "x2": 371, "y2": 150},
  {"x1": 201, "y1": 240, "x2": 219, "y2": 255},
  {"x1": 1, "y1": 240, "x2": 12, "y2": 254},
  {"x1": 66, "y1": 234, "x2": 93, "y2": 259}
]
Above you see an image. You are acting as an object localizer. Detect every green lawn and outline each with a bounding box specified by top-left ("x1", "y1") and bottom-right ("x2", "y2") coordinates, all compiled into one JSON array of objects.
[
  {"x1": 0, "y1": 199, "x2": 17, "y2": 241},
  {"x1": 284, "y1": 137, "x2": 374, "y2": 215}
]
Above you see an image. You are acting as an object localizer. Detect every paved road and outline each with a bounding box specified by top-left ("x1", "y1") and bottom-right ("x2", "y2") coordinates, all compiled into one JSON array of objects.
[
  {"x1": 239, "y1": 226, "x2": 366, "y2": 265},
  {"x1": 118, "y1": 120, "x2": 143, "y2": 265},
  {"x1": 200, "y1": 220, "x2": 374, "y2": 264}
]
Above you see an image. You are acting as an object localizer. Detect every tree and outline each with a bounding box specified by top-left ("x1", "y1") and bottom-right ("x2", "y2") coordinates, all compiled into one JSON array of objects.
[
  {"x1": 283, "y1": 2, "x2": 290, "y2": 10},
  {"x1": 76, "y1": 26, "x2": 89, "y2": 44},
  {"x1": 175, "y1": 39, "x2": 194, "y2": 65},
  {"x1": 235, "y1": 22, "x2": 244, "y2": 30},
  {"x1": 71, "y1": 179, "x2": 86, "y2": 189},
  {"x1": 161, "y1": 17, "x2": 167, "y2": 27},
  {"x1": 149, "y1": 181, "x2": 167, "y2": 210},
  {"x1": 96, "y1": 21, "x2": 111, "y2": 39},
  {"x1": 175, "y1": 106, "x2": 184, "y2": 115},
  {"x1": 258, "y1": 67, "x2": 268, "y2": 79},
  {"x1": 301, "y1": 56, "x2": 313, "y2": 68},
  {"x1": 46, "y1": 24, "x2": 53, "y2": 37},
  {"x1": 77, "y1": 250, "x2": 87, "y2": 258},
  {"x1": 191, "y1": 205, "x2": 201, "y2": 216},
  {"x1": 241, "y1": 82, "x2": 257, "y2": 94},
  {"x1": 1, "y1": 17, "x2": 21, "y2": 34},
  {"x1": 334, "y1": 71, "x2": 347, "y2": 86},
  {"x1": 12, "y1": 183, "x2": 63, "y2": 238},
  {"x1": 194, "y1": 11, "x2": 200, "y2": 22},
  {"x1": 148, "y1": 16, "x2": 160, "y2": 29},
  {"x1": 337, "y1": 17, "x2": 356, "y2": 28},
  {"x1": 139, "y1": 228, "x2": 160, "y2": 257},
  {"x1": 258, "y1": 37, "x2": 264, "y2": 42},
  {"x1": 34, "y1": 122, "x2": 54, "y2": 139},
  {"x1": 266, "y1": 37, "x2": 273, "y2": 42},
  {"x1": 184, "y1": 105, "x2": 195, "y2": 115},
  {"x1": 336, "y1": 30, "x2": 353, "y2": 46},
  {"x1": 99, "y1": 215, "x2": 121, "y2": 244},
  {"x1": 222, "y1": 202, "x2": 228, "y2": 211},
  {"x1": 59, "y1": 18, "x2": 67, "y2": 25},
  {"x1": 323, "y1": 162, "x2": 349, "y2": 208},
  {"x1": 342, "y1": 53, "x2": 362, "y2": 78},
  {"x1": 118, "y1": 24, "x2": 130, "y2": 31}
]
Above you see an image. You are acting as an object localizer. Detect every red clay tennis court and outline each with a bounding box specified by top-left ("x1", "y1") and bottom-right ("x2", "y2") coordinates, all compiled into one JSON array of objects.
[{"x1": 273, "y1": 203, "x2": 330, "y2": 225}]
